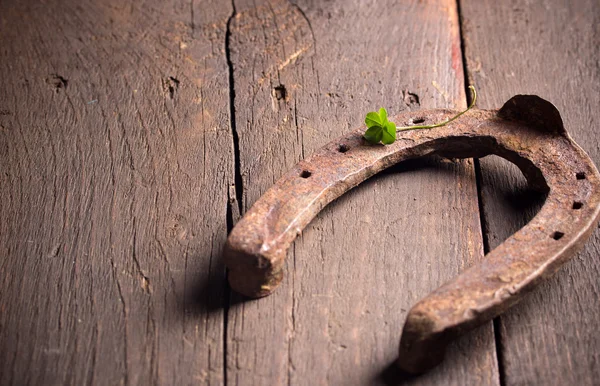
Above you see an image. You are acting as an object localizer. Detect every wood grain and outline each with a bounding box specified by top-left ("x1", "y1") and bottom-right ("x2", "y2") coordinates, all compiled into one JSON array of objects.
[
  {"x1": 7, "y1": 0, "x2": 594, "y2": 384},
  {"x1": 461, "y1": 0, "x2": 600, "y2": 383},
  {"x1": 226, "y1": 0, "x2": 499, "y2": 384},
  {"x1": 0, "y1": 0, "x2": 233, "y2": 384}
]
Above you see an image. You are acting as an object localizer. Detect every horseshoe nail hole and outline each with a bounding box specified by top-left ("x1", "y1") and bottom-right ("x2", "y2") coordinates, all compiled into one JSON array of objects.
[
  {"x1": 552, "y1": 231, "x2": 565, "y2": 240},
  {"x1": 576, "y1": 172, "x2": 586, "y2": 180},
  {"x1": 412, "y1": 117, "x2": 426, "y2": 124},
  {"x1": 337, "y1": 144, "x2": 349, "y2": 153},
  {"x1": 573, "y1": 201, "x2": 583, "y2": 210},
  {"x1": 300, "y1": 170, "x2": 312, "y2": 178}
]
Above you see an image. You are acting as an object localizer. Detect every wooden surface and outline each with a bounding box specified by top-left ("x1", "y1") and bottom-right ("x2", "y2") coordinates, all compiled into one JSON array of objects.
[
  {"x1": 0, "y1": 0, "x2": 597, "y2": 385},
  {"x1": 0, "y1": 0, "x2": 233, "y2": 384},
  {"x1": 226, "y1": 0, "x2": 497, "y2": 385},
  {"x1": 461, "y1": 0, "x2": 600, "y2": 384}
]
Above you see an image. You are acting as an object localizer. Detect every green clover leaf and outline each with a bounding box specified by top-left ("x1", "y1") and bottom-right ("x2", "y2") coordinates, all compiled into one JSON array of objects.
[
  {"x1": 363, "y1": 107, "x2": 393, "y2": 144},
  {"x1": 363, "y1": 86, "x2": 477, "y2": 145},
  {"x1": 381, "y1": 121, "x2": 396, "y2": 144}
]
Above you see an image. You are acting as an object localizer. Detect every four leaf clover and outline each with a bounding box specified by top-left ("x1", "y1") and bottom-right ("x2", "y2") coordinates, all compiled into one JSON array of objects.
[
  {"x1": 363, "y1": 86, "x2": 477, "y2": 146},
  {"x1": 364, "y1": 108, "x2": 396, "y2": 145}
]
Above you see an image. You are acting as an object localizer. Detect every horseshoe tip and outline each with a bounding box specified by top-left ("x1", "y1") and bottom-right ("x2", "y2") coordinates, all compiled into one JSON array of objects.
[
  {"x1": 396, "y1": 306, "x2": 448, "y2": 374},
  {"x1": 224, "y1": 241, "x2": 284, "y2": 298},
  {"x1": 227, "y1": 266, "x2": 283, "y2": 298}
]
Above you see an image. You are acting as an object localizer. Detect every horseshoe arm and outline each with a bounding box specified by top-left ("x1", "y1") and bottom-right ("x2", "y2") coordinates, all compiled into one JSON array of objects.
[{"x1": 223, "y1": 96, "x2": 600, "y2": 373}]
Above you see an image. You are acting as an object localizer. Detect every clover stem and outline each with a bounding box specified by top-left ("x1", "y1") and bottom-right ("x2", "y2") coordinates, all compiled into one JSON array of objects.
[{"x1": 397, "y1": 86, "x2": 477, "y2": 131}]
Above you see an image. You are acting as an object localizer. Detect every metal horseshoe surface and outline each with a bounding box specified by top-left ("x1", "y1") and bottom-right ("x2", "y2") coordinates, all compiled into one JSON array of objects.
[{"x1": 223, "y1": 95, "x2": 600, "y2": 374}]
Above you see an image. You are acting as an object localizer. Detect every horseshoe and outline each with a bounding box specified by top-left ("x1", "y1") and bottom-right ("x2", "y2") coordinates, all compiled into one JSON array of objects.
[{"x1": 223, "y1": 95, "x2": 600, "y2": 374}]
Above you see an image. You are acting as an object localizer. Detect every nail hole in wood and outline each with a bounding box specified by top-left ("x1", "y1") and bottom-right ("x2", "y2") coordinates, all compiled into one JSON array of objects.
[
  {"x1": 300, "y1": 170, "x2": 312, "y2": 178},
  {"x1": 573, "y1": 201, "x2": 583, "y2": 210},
  {"x1": 338, "y1": 144, "x2": 349, "y2": 153},
  {"x1": 273, "y1": 85, "x2": 286, "y2": 100},
  {"x1": 576, "y1": 172, "x2": 586, "y2": 180},
  {"x1": 552, "y1": 231, "x2": 565, "y2": 240}
]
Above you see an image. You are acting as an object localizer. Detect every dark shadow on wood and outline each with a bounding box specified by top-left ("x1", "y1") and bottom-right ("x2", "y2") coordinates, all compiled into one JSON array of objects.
[
  {"x1": 377, "y1": 361, "x2": 419, "y2": 385},
  {"x1": 378, "y1": 155, "x2": 467, "y2": 177},
  {"x1": 478, "y1": 155, "x2": 547, "y2": 249},
  {"x1": 182, "y1": 266, "x2": 259, "y2": 316},
  {"x1": 501, "y1": 186, "x2": 546, "y2": 217},
  {"x1": 183, "y1": 269, "x2": 227, "y2": 316}
]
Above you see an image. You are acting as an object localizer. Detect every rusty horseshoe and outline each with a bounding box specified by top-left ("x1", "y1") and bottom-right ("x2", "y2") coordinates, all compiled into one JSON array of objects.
[{"x1": 223, "y1": 95, "x2": 600, "y2": 374}]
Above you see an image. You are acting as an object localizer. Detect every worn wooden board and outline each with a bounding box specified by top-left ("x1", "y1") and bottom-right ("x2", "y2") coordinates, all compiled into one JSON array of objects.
[
  {"x1": 226, "y1": 0, "x2": 499, "y2": 384},
  {"x1": 9, "y1": 0, "x2": 595, "y2": 384},
  {"x1": 461, "y1": 0, "x2": 600, "y2": 383},
  {"x1": 0, "y1": 0, "x2": 233, "y2": 384}
]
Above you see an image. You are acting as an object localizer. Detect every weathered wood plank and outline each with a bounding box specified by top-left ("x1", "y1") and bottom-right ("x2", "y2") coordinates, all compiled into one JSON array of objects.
[
  {"x1": 226, "y1": 0, "x2": 499, "y2": 384},
  {"x1": 0, "y1": 0, "x2": 232, "y2": 384},
  {"x1": 461, "y1": 0, "x2": 600, "y2": 383}
]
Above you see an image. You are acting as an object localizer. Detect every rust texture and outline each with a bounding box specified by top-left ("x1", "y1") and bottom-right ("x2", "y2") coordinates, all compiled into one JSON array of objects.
[{"x1": 223, "y1": 95, "x2": 600, "y2": 374}]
